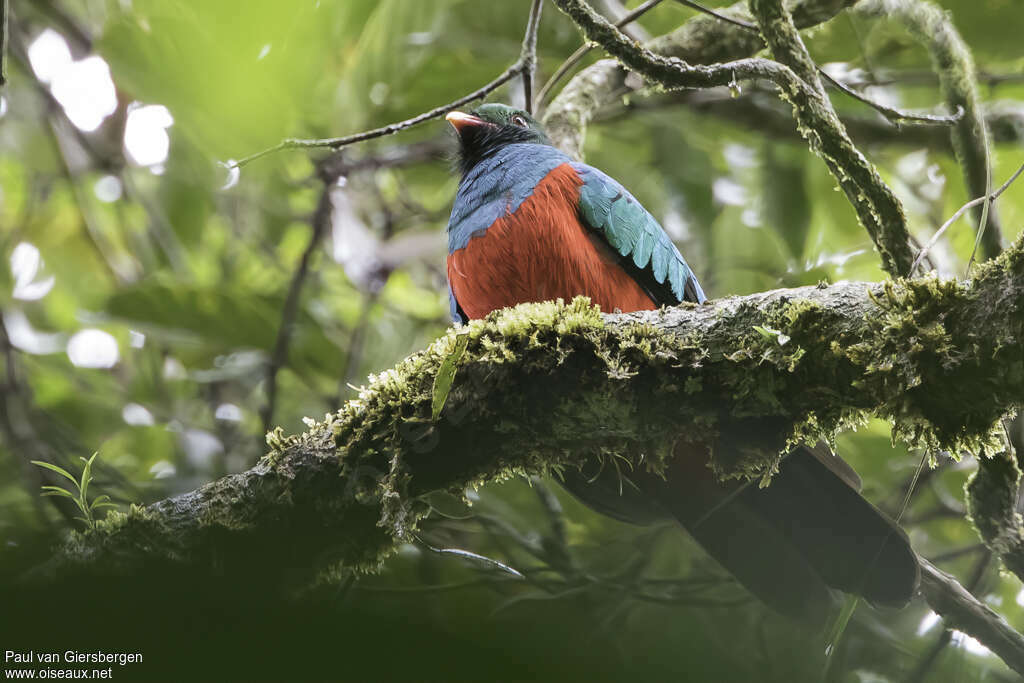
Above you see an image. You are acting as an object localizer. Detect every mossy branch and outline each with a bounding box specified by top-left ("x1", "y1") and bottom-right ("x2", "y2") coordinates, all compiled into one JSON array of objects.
[
  {"x1": 28, "y1": 233, "x2": 1024, "y2": 673},
  {"x1": 549, "y1": 0, "x2": 914, "y2": 277}
]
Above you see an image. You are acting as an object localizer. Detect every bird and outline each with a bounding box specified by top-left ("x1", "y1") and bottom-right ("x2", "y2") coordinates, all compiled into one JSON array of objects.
[{"x1": 444, "y1": 102, "x2": 920, "y2": 626}]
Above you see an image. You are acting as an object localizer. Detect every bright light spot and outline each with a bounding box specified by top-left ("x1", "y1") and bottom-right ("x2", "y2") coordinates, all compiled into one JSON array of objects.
[
  {"x1": 397, "y1": 543, "x2": 421, "y2": 557},
  {"x1": 1015, "y1": 587, "x2": 1024, "y2": 607},
  {"x1": 67, "y1": 329, "x2": 119, "y2": 368},
  {"x1": 181, "y1": 429, "x2": 223, "y2": 470},
  {"x1": 122, "y1": 403, "x2": 155, "y2": 426},
  {"x1": 723, "y1": 143, "x2": 757, "y2": 170},
  {"x1": 0, "y1": 97, "x2": 7, "y2": 117},
  {"x1": 149, "y1": 460, "x2": 176, "y2": 479},
  {"x1": 51, "y1": 56, "x2": 118, "y2": 132},
  {"x1": 93, "y1": 175, "x2": 123, "y2": 203},
  {"x1": 951, "y1": 630, "x2": 991, "y2": 657},
  {"x1": 163, "y1": 357, "x2": 187, "y2": 380},
  {"x1": 215, "y1": 403, "x2": 243, "y2": 422},
  {"x1": 219, "y1": 161, "x2": 240, "y2": 190},
  {"x1": 29, "y1": 32, "x2": 118, "y2": 131},
  {"x1": 2, "y1": 310, "x2": 64, "y2": 354},
  {"x1": 124, "y1": 103, "x2": 174, "y2": 166},
  {"x1": 129, "y1": 330, "x2": 146, "y2": 348},
  {"x1": 10, "y1": 242, "x2": 55, "y2": 301},
  {"x1": 813, "y1": 248, "x2": 867, "y2": 269},
  {"x1": 27, "y1": 29, "x2": 72, "y2": 84},
  {"x1": 369, "y1": 82, "x2": 389, "y2": 106},
  {"x1": 916, "y1": 610, "x2": 940, "y2": 635},
  {"x1": 406, "y1": 32, "x2": 434, "y2": 46},
  {"x1": 257, "y1": 43, "x2": 272, "y2": 60},
  {"x1": 741, "y1": 207, "x2": 762, "y2": 228},
  {"x1": 712, "y1": 177, "x2": 747, "y2": 206},
  {"x1": 897, "y1": 150, "x2": 929, "y2": 178},
  {"x1": 662, "y1": 205, "x2": 690, "y2": 241}
]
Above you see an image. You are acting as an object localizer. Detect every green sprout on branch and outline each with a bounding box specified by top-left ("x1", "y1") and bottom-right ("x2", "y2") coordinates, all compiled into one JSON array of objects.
[{"x1": 31, "y1": 452, "x2": 116, "y2": 531}]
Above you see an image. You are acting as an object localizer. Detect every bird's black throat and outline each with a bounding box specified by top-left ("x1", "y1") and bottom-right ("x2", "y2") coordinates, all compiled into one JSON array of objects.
[{"x1": 453, "y1": 123, "x2": 540, "y2": 178}]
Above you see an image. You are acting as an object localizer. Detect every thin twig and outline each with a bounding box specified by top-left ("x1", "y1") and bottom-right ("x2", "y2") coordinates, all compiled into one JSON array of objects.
[
  {"x1": 819, "y1": 70, "x2": 964, "y2": 125},
  {"x1": 911, "y1": 161, "x2": 1024, "y2": 274},
  {"x1": 234, "y1": 0, "x2": 546, "y2": 168},
  {"x1": 536, "y1": 0, "x2": 665, "y2": 108},
  {"x1": 676, "y1": 0, "x2": 963, "y2": 128},
  {"x1": 672, "y1": 0, "x2": 755, "y2": 30},
  {"x1": 232, "y1": 66, "x2": 520, "y2": 168},
  {"x1": 521, "y1": 0, "x2": 544, "y2": 114},
  {"x1": 260, "y1": 187, "x2": 333, "y2": 433},
  {"x1": 1, "y1": 0, "x2": 8, "y2": 87}
]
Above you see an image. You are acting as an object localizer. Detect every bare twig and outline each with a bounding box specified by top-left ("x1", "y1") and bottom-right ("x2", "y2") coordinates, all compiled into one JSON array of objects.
[
  {"x1": 1, "y1": 0, "x2": 8, "y2": 87},
  {"x1": 234, "y1": 0, "x2": 546, "y2": 168},
  {"x1": 911, "y1": 161, "x2": 1024, "y2": 274},
  {"x1": 818, "y1": 70, "x2": 964, "y2": 126},
  {"x1": 536, "y1": 0, "x2": 665, "y2": 108},
  {"x1": 673, "y1": 0, "x2": 756, "y2": 30},
  {"x1": 521, "y1": 0, "x2": 544, "y2": 114},
  {"x1": 260, "y1": 187, "x2": 333, "y2": 433}
]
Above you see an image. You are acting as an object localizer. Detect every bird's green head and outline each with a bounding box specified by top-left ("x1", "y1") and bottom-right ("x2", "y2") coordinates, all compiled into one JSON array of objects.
[{"x1": 447, "y1": 103, "x2": 551, "y2": 177}]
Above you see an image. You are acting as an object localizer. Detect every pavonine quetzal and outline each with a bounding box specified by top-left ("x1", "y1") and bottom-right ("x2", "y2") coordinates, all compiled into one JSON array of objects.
[{"x1": 444, "y1": 103, "x2": 920, "y2": 625}]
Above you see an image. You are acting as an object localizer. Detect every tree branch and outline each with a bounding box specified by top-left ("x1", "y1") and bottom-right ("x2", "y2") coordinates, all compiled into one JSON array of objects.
[
  {"x1": 543, "y1": 0, "x2": 859, "y2": 159},
  {"x1": 550, "y1": 0, "x2": 914, "y2": 277},
  {"x1": 966, "y1": 448, "x2": 1024, "y2": 583},
  {"x1": 919, "y1": 558, "x2": 1024, "y2": 675},
  {"x1": 856, "y1": 0, "x2": 1005, "y2": 262},
  {"x1": 233, "y1": 0, "x2": 545, "y2": 168},
  {"x1": 29, "y1": 231, "x2": 1024, "y2": 672}
]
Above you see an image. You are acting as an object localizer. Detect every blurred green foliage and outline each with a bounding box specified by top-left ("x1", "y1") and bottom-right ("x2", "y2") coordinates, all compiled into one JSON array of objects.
[{"x1": 1, "y1": 0, "x2": 1024, "y2": 680}]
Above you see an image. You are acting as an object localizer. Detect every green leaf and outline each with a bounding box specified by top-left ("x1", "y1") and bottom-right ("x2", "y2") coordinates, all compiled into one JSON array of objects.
[
  {"x1": 31, "y1": 461, "x2": 80, "y2": 488},
  {"x1": 822, "y1": 596, "x2": 859, "y2": 677},
  {"x1": 79, "y1": 452, "x2": 99, "y2": 504},
  {"x1": 90, "y1": 495, "x2": 115, "y2": 510},
  {"x1": 40, "y1": 487, "x2": 76, "y2": 499},
  {"x1": 431, "y1": 333, "x2": 469, "y2": 421},
  {"x1": 752, "y1": 325, "x2": 790, "y2": 346}
]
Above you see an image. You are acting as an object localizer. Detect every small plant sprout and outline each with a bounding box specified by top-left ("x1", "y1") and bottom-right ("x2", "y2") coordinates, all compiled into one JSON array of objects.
[{"x1": 31, "y1": 452, "x2": 116, "y2": 531}]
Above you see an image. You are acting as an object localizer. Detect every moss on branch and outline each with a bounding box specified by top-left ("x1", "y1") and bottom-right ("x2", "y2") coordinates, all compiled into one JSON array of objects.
[{"x1": 39, "y1": 233, "x2": 1024, "y2": 586}]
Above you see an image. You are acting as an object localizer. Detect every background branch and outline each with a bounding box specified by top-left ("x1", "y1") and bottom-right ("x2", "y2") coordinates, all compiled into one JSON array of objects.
[
  {"x1": 856, "y1": 0, "x2": 1005, "y2": 262},
  {"x1": 233, "y1": 0, "x2": 546, "y2": 168},
  {"x1": 551, "y1": 0, "x2": 914, "y2": 276}
]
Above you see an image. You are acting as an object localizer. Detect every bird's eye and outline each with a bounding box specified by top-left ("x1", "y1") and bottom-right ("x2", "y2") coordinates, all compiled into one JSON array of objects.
[{"x1": 511, "y1": 114, "x2": 529, "y2": 128}]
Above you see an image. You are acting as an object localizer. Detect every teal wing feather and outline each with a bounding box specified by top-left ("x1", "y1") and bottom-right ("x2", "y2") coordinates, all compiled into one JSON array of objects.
[{"x1": 571, "y1": 162, "x2": 705, "y2": 304}]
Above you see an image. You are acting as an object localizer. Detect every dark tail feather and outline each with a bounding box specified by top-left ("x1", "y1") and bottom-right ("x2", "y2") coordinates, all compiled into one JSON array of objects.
[
  {"x1": 559, "y1": 445, "x2": 920, "y2": 624},
  {"x1": 739, "y1": 447, "x2": 920, "y2": 607}
]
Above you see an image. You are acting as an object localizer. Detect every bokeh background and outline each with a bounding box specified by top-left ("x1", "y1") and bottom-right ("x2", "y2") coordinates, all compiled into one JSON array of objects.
[{"x1": 2, "y1": 0, "x2": 1024, "y2": 680}]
